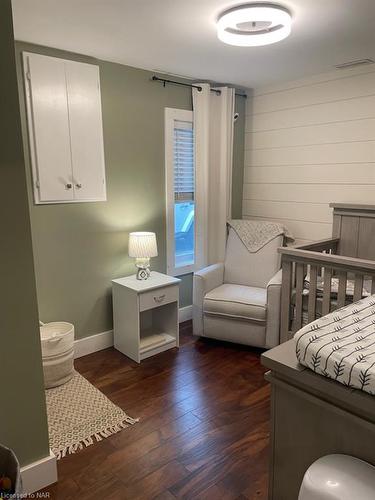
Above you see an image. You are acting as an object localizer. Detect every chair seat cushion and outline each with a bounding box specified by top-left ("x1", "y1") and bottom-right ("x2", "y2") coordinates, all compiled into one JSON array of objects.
[{"x1": 203, "y1": 284, "x2": 267, "y2": 322}]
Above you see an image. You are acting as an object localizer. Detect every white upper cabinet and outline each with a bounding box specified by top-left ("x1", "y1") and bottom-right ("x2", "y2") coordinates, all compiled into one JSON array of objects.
[
  {"x1": 25, "y1": 53, "x2": 74, "y2": 202},
  {"x1": 23, "y1": 52, "x2": 107, "y2": 204},
  {"x1": 65, "y1": 61, "x2": 106, "y2": 201}
]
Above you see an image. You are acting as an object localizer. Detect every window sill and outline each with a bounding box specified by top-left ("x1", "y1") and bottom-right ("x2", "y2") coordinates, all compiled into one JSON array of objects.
[{"x1": 168, "y1": 266, "x2": 196, "y2": 277}]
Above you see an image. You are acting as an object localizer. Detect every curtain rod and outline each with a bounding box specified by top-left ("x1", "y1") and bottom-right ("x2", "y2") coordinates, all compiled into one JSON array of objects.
[{"x1": 151, "y1": 75, "x2": 247, "y2": 98}]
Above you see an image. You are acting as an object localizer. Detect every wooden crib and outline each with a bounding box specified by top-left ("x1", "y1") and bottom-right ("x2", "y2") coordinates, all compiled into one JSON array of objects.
[{"x1": 279, "y1": 203, "x2": 375, "y2": 343}]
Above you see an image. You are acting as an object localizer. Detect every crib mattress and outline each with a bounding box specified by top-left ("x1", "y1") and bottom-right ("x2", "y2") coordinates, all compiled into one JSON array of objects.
[{"x1": 295, "y1": 295, "x2": 375, "y2": 396}]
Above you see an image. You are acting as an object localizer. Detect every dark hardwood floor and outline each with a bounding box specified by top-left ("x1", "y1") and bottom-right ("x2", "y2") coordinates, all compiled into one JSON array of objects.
[{"x1": 42, "y1": 322, "x2": 270, "y2": 499}]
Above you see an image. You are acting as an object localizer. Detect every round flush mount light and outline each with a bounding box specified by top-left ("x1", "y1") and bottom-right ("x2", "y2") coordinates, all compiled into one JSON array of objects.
[{"x1": 217, "y1": 3, "x2": 292, "y2": 47}]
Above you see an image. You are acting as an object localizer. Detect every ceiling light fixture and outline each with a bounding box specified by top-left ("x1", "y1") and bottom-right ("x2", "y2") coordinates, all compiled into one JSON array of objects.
[{"x1": 217, "y1": 3, "x2": 292, "y2": 47}]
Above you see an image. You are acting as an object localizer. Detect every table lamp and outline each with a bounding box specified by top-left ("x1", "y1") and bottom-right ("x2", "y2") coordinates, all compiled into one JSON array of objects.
[{"x1": 128, "y1": 232, "x2": 158, "y2": 280}]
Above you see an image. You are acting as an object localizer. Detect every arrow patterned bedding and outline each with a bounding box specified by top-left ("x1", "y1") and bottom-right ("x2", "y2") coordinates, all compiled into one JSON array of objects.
[{"x1": 295, "y1": 295, "x2": 375, "y2": 396}]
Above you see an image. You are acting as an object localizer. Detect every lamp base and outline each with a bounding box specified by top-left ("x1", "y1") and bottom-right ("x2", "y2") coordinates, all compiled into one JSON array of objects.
[
  {"x1": 135, "y1": 258, "x2": 151, "y2": 280},
  {"x1": 136, "y1": 266, "x2": 150, "y2": 280}
]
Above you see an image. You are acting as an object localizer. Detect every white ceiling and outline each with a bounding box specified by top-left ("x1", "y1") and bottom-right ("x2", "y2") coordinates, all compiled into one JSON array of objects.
[{"x1": 11, "y1": 0, "x2": 375, "y2": 89}]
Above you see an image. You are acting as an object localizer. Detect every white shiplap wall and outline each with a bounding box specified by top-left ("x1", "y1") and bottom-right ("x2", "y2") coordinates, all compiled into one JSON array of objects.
[{"x1": 243, "y1": 66, "x2": 375, "y2": 243}]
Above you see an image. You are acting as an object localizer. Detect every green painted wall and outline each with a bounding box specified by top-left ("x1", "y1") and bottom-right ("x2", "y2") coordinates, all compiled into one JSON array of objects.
[
  {"x1": 15, "y1": 41, "x2": 245, "y2": 340},
  {"x1": 0, "y1": 3, "x2": 49, "y2": 466}
]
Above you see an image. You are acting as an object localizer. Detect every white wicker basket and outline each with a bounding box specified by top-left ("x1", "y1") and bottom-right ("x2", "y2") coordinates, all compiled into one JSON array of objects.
[{"x1": 40, "y1": 322, "x2": 74, "y2": 389}]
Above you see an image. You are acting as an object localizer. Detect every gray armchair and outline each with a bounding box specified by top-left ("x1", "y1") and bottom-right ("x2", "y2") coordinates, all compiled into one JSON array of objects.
[{"x1": 193, "y1": 226, "x2": 284, "y2": 348}]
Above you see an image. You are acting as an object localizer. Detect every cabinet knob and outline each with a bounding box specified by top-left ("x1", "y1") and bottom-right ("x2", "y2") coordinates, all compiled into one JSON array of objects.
[
  {"x1": 154, "y1": 294, "x2": 166, "y2": 303},
  {"x1": 76, "y1": 183, "x2": 82, "y2": 189},
  {"x1": 66, "y1": 183, "x2": 72, "y2": 189}
]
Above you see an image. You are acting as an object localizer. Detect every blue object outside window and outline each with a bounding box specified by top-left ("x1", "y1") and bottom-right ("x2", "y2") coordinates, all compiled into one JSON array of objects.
[{"x1": 174, "y1": 201, "x2": 194, "y2": 268}]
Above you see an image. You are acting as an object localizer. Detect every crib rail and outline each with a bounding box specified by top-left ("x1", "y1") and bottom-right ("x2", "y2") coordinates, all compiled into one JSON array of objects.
[
  {"x1": 292, "y1": 237, "x2": 340, "y2": 253},
  {"x1": 278, "y1": 238, "x2": 375, "y2": 343}
]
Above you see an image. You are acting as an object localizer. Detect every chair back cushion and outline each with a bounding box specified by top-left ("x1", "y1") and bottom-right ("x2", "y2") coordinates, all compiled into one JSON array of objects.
[{"x1": 224, "y1": 227, "x2": 282, "y2": 288}]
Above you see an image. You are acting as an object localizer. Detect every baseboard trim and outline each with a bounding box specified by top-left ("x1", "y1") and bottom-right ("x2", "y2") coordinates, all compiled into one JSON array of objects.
[
  {"x1": 21, "y1": 449, "x2": 57, "y2": 494},
  {"x1": 179, "y1": 305, "x2": 193, "y2": 323},
  {"x1": 74, "y1": 329, "x2": 114, "y2": 359},
  {"x1": 74, "y1": 306, "x2": 193, "y2": 359}
]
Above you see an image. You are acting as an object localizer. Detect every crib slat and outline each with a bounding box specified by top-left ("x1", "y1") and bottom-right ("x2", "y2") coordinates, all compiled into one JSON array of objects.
[
  {"x1": 280, "y1": 260, "x2": 293, "y2": 343},
  {"x1": 337, "y1": 271, "x2": 347, "y2": 308},
  {"x1": 353, "y1": 274, "x2": 364, "y2": 302},
  {"x1": 295, "y1": 263, "x2": 305, "y2": 330},
  {"x1": 322, "y1": 267, "x2": 332, "y2": 316},
  {"x1": 307, "y1": 265, "x2": 318, "y2": 323}
]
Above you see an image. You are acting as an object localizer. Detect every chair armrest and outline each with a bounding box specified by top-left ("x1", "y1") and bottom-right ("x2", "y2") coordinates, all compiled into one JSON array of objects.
[
  {"x1": 267, "y1": 268, "x2": 283, "y2": 289},
  {"x1": 193, "y1": 263, "x2": 224, "y2": 336},
  {"x1": 265, "y1": 269, "x2": 283, "y2": 348},
  {"x1": 194, "y1": 263, "x2": 225, "y2": 295}
]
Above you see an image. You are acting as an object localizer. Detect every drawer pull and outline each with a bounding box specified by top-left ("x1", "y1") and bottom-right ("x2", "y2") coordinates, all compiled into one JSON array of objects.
[
  {"x1": 153, "y1": 294, "x2": 166, "y2": 303},
  {"x1": 139, "y1": 286, "x2": 178, "y2": 312}
]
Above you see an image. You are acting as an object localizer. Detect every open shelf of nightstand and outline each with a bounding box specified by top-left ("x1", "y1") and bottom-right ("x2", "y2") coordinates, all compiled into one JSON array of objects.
[
  {"x1": 139, "y1": 301, "x2": 178, "y2": 360},
  {"x1": 139, "y1": 331, "x2": 176, "y2": 359}
]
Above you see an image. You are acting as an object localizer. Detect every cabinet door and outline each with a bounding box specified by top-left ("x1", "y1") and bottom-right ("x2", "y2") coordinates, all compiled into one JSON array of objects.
[
  {"x1": 65, "y1": 61, "x2": 107, "y2": 201},
  {"x1": 25, "y1": 53, "x2": 74, "y2": 202}
]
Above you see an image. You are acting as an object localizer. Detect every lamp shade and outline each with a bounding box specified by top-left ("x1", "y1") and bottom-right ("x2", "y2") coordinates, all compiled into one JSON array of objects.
[{"x1": 128, "y1": 232, "x2": 158, "y2": 258}]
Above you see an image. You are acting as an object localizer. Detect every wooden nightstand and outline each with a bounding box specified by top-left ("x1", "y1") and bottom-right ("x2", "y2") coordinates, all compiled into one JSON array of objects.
[{"x1": 112, "y1": 271, "x2": 181, "y2": 363}]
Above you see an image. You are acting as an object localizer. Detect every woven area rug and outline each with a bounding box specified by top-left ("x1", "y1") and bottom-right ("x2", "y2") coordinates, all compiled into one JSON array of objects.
[{"x1": 46, "y1": 371, "x2": 138, "y2": 459}]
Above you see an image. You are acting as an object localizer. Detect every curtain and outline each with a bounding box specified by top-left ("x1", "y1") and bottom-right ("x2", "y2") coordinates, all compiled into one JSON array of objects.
[{"x1": 193, "y1": 83, "x2": 235, "y2": 267}]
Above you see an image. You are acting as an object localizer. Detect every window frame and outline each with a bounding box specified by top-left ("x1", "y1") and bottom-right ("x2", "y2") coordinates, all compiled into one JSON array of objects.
[{"x1": 165, "y1": 107, "x2": 197, "y2": 276}]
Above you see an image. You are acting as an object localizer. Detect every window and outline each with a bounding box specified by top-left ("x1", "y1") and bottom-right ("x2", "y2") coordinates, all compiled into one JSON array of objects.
[{"x1": 165, "y1": 108, "x2": 197, "y2": 275}]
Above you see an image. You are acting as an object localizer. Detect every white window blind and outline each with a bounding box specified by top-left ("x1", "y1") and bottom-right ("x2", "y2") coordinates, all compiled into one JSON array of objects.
[{"x1": 174, "y1": 120, "x2": 194, "y2": 202}]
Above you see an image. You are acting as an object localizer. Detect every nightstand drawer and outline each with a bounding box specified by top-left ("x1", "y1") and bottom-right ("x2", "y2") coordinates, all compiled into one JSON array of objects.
[{"x1": 139, "y1": 285, "x2": 179, "y2": 312}]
